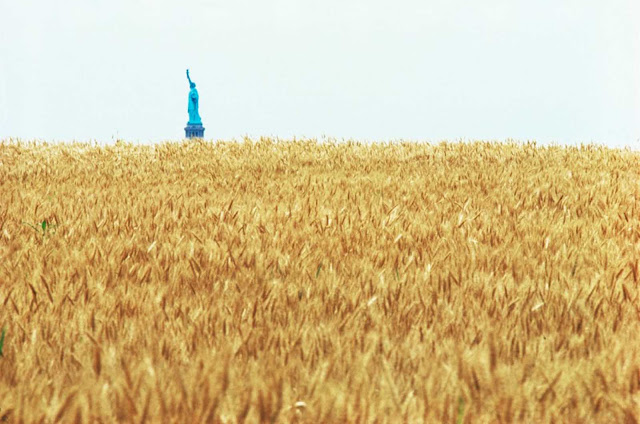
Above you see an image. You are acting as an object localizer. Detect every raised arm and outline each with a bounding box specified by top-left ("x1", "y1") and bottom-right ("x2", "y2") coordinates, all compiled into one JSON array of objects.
[{"x1": 186, "y1": 69, "x2": 193, "y2": 86}]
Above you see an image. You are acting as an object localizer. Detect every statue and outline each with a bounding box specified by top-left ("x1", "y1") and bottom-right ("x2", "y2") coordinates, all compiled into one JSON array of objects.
[
  {"x1": 186, "y1": 69, "x2": 201, "y2": 124},
  {"x1": 184, "y1": 69, "x2": 205, "y2": 138}
]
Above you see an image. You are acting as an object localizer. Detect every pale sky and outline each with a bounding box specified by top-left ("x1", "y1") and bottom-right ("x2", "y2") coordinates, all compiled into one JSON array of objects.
[{"x1": 1, "y1": 0, "x2": 639, "y2": 148}]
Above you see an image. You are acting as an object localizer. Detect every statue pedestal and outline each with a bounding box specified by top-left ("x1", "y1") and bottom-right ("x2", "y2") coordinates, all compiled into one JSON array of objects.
[{"x1": 185, "y1": 123, "x2": 205, "y2": 139}]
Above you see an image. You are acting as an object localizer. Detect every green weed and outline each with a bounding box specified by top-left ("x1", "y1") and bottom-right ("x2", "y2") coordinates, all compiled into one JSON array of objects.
[
  {"x1": 456, "y1": 396, "x2": 465, "y2": 424},
  {"x1": 22, "y1": 219, "x2": 58, "y2": 239},
  {"x1": 0, "y1": 327, "x2": 6, "y2": 357}
]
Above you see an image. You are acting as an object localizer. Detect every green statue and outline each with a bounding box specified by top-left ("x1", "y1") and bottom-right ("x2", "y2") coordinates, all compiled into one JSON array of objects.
[{"x1": 186, "y1": 69, "x2": 202, "y2": 125}]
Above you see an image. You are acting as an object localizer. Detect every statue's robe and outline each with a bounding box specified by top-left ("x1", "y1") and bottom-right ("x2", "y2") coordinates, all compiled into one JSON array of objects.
[{"x1": 188, "y1": 88, "x2": 201, "y2": 124}]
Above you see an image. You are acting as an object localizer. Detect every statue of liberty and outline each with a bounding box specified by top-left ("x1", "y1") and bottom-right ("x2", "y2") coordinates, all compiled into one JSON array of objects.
[{"x1": 186, "y1": 69, "x2": 202, "y2": 125}]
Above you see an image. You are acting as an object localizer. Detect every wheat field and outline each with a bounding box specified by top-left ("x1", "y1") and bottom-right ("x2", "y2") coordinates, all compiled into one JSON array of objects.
[{"x1": 0, "y1": 138, "x2": 639, "y2": 423}]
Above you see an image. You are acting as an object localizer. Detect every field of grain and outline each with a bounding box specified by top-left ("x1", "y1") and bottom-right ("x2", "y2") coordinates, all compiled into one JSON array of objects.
[{"x1": 0, "y1": 138, "x2": 639, "y2": 423}]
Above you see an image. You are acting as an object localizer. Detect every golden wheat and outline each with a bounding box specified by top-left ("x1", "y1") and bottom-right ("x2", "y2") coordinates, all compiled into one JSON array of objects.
[{"x1": 0, "y1": 138, "x2": 639, "y2": 423}]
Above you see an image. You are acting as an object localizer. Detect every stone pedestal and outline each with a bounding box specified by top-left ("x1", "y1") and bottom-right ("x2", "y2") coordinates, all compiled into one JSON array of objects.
[{"x1": 185, "y1": 123, "x2": 205, "y2": 139}]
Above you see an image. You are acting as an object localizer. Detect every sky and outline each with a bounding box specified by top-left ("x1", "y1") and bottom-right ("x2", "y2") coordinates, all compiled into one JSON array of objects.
[{"x1": 1, "y1": 0, "x2": 639, "y2": 148}]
